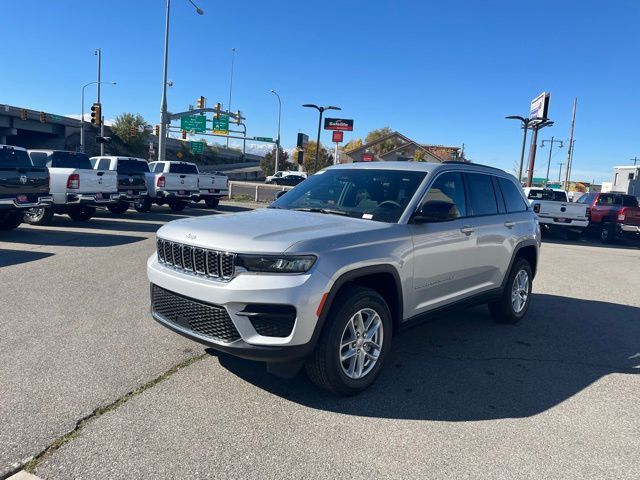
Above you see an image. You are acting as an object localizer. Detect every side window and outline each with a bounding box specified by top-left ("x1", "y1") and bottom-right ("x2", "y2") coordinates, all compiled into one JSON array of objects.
[
  {"x1": 597, "y1": 194, "x2": 615, "y2": 206},
  {"x1": 419, "y1": 172, "x2": 466, "y2": 219},
  {"x1": 97, "y1": 159, "x2": 110, "y2": 170},
  {"x1": 466, "y1": 173, "x2": 498, "y2": 216},
  {"x1": 498, "y1": 178, "x2": 528, "y2": 213}
]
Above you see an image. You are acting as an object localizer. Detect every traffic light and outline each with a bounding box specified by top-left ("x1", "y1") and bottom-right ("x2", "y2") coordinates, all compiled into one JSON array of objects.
[
  {"x1": 197, "y1": 96, "x2": 205, "y2": 109},
  {"x1": 154, "y1": 125, "x2": 160, "y2": 136},
  {"x1": 235, "y1": 110, "x2": 241, "y2": 125},
  {"x1": 130, "y1": 126, "x2": 137, "y2": 137},
  {"x1": 90, "y1": 103, "x2": 101, "y2": 126},
  {"x1": 20, "y1": 109, "x2": 27, "y2": 121},
  {"x1": 39, "y1": 112, "x2": 46, "y2": 123},
  {"x1": 214, "y1": 103, "x2": 221, "y2": 119},
  {"x1": 181, "y1": 129, "x2": 187, "y2": 140}
]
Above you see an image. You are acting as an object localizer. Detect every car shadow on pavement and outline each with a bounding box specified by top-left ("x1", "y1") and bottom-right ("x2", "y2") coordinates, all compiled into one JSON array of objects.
[
  {"x1": 0, "y1": 228, "x2": 146, "y2": 248},
  {"x1": 212, "y1": 294, "x2": 640, "y2": 421},
  {"x1": 0, "y1": 249, "x2": 54, "y2": 267},
  {"x1": 541, "y1": 230, "x2": 640, "y2": 250}
]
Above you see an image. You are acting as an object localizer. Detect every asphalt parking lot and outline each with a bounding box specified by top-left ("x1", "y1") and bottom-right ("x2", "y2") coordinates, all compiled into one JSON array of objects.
[{"x1": 1, "y1": 204, "x2": 639, "y2": 480}]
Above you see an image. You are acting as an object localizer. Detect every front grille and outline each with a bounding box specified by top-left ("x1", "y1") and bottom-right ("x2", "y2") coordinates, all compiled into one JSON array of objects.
[
  {"x1": 151, "y1": 285, "x2": 241, "y2": 343},
  {"x1": 156, "y1": 238, "x2": 235, "y2": 280}
]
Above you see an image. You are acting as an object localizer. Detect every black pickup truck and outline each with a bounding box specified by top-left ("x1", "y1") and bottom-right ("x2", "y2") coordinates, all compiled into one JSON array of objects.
[{"x1": 0, "y1": 145, "x2": 51, "y2": 230}]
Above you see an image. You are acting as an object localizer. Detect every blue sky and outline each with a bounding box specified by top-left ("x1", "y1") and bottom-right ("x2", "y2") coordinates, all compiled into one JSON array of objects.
[{"x1": 2, "y1": 0, "x2": 639, "y2": 182}]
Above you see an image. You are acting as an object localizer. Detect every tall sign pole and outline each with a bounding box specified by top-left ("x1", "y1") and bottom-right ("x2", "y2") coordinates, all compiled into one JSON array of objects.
[
  {"x1": 526, "y1": 125, "x2": 540, "y2": 187},
  {"x1": 96, "y1": 48, "x2": 105, "y2": 155},
  {"x1": 564, "y1": 98, "x2": 577, "y2": 189}
]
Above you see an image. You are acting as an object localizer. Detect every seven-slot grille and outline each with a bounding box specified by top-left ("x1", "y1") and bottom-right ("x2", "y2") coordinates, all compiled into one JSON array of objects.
[
  {"x1": 156, "y1": 238, "x2": 235, "y2": 280},
  {"x1": 151, "y1": 285, "x2": 241, "y2": 343}
]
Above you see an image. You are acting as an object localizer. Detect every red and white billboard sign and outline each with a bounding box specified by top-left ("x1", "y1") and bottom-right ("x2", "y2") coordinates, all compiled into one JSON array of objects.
[{"x1": 332, "y1": 131, "x2": 343, "y2": 143}]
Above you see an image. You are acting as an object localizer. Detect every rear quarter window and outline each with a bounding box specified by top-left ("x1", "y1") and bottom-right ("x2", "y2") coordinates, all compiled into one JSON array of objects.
[
  {"x1": 466, "y1": 173, "x2": 498, "y2": 216},
  {"x1": 498, "y1": 178, "x2": 528, "y2": 213}
]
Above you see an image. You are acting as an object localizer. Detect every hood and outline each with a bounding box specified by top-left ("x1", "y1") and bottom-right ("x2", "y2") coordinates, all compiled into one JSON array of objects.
[{"x1": 156, "y1": 208, "x2": 391, "y2": 253}]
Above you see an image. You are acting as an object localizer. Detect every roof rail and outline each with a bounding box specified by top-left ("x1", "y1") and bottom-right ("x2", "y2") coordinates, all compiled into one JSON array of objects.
[{"x1": 442, "y1": 161, "x2": 505, "y2": 172}]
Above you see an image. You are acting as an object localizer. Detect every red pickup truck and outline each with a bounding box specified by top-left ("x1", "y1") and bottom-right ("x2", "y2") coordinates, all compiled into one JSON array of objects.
[{"x1": 575, "y1": 192, "x2": 640, "y2": 243}]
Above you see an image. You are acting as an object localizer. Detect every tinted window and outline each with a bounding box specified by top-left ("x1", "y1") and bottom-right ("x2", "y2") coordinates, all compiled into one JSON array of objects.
[
  {"x1": 527, "y1": 189, "x2": 567, "y2": 202},
  {"x1": 498, "y1": 178, "x2": 528, "y2": 213},
  {"x1": 271, "y1": 168, "x2": 427, "y2": 223},
  {"x1": 49, "y1": 152, "x2": 92, "y2": 169},
  {"x1": 575, "y1": 193, "x2": 594, "y2": 205},
  {"x1": 466, "y1": 173, "x2": 498, "y2": 216},
  {"x1": 117, "y1": 159, "x2": 149, "y2": 173},
  {"x1": 622, "y1": 195, "x2": 639, "y2": 207},
  {"x1": 596, "y1": 194, "x2": 621, "y2": 206},
  {"x1": 0, "y1": 147, "x2": 32, "y2": 168},
  {"x1": 420, "y1": 172, "x2": 466, "y2": 219},
  {"x1": 169, "y1": 163, "x2": 198, "y2": 174},
  {"x1": 151, "y1": 163, "x2": 164, "y2": 173}
]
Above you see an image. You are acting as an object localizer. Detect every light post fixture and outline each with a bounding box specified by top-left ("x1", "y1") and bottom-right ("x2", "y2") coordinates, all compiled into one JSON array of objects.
[
  {"x1": 271, "y1": 90, "x2": 282, "y2": 173},
  {"x1": 505, "y1": 115, "x2": 536, "y2": 184},
  {"x1": 302, "y1": 103, "x2": 341, "y2": 173},
  {"x1": 81, "y1": 81, "x2": 116, "y2": 151},
  {"x1": 540, "y1": 136, "x2": 563, "y2": 186},
  {"x1": 158, "y1": 0, "x2": 204, "y2": 163}
]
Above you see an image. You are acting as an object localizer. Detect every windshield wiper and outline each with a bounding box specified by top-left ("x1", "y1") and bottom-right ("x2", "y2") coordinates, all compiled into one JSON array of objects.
[{"x1": 294, "y1": 207, "x2": 350, "y2": 216}]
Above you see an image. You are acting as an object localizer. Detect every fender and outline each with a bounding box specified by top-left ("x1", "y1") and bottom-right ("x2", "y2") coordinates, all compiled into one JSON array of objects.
[{"x1": 501, "y1": 238, "x2": 539, "y2": 290}]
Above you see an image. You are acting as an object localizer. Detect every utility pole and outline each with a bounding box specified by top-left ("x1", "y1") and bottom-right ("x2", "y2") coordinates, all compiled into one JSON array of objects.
[
  {"x1": 95, "y1": 48, "x2": 104, "y2": 155},
  {"x1": 557, "y1": 162, "x2": 564, "y2": 182},
  {"x1": 540, "y1": 137, "x2": 563, "y2": 187},
  {"x1": 564, "y1": 98, "x2": 577, "y2": 189},
  {"x1": 226, "y1": 48, "x2": 236, "y2": 149},
  {"x1": 631, "y1": 157, "x2": 639, "y2": 166}
]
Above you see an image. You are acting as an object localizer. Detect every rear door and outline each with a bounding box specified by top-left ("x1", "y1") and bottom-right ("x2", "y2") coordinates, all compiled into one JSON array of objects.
[
  {"x1": 0, "y1": 147, "x2": 49, "y2": 198},
  {"x1": 115, "y1": 159, "x2": 148, "y2": 192},
  {"x1": 166, "y1": 163, "x2": 198, "y2": 191}
]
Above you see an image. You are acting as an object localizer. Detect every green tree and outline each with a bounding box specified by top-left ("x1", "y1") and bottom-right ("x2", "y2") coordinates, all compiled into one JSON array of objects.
[
  {"x1": 260, "y1": 146, "x2": 291, "y2": 176},
  {"x1": 365, "y1": 127, "x2": 397, "y2": 155},
  {"x1": 112, "y1": 113, "x2": 149, "y2": 149},
  {"x1": 344, "y1": 138, "x2": 363, "y2": 152},
  {"x1": 414, "y1": 149, "x2": 427, "y2": 161},
  {"x1": 302, "y1": 141, "x2": 333, "y2": 174}
]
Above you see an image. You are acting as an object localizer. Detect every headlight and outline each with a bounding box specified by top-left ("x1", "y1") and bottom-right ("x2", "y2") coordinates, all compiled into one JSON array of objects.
[{"x1": 236, "y1": 255, "x2": 316, "y2": 273}]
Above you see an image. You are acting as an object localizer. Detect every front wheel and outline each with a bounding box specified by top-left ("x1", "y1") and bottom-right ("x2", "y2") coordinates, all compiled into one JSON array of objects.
[
  {"x1": 489, "y1": 257, "x2": 533, "y2": 324},
  {"x1": 168, "y1": 200, "x2": 187, "y2": 212},
  {"x1": 134, "y1": 197, "x2": 152, "y2": 213},
  {"x1": 204, "y1": 197, "x2": 220, "y2": 208},
  {"x1": 107, "y1": 201, "x2": 130, "y2": 214},
  {"x1": 23, "y1": 207, "x2": 54, "y2": 225},
  {"x1": 305, "y1": 285, "x2": 392, "y2": 395},
  {"x1": 67, "y1": 206, "x2": 96, "y2": 222},
  {"x1": 0, "y1": 212, "x2": 22, "y2": 230}
]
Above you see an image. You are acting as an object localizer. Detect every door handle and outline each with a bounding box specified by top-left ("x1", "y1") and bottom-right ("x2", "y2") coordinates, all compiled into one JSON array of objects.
[
  {"x1": 504, "y1": 221, "x2": 515, "y2": 228},
  {"x1": 460, "y1": 226, "x2": 474, "y2": 235}
]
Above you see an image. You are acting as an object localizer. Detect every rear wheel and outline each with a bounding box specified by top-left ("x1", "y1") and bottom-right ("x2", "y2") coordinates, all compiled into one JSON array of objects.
[
  {"x1": 67, "y1": 206, "x2": 96, "y2": 222},
  {"x1": 204, "y1": 197, "x2": 220, "y2": 208},
  {"x1": 600, "y1": 223, "x2": 615, "y2": 244},
  {"x1": 489, "y1": 257, "x2": 533, "y2": 324},
  {"x1": 168, "y1": 200, "x2": 187, "y2": 212},
  {"x1": 305, "y1": 285, "x2": 392, "y2": 395},
  {"x1": 134, "y1": 197, "x2": 152, "y2": 213},
  {"x1": 0, "y1": 212, "x2": 22, "y2": 230},
  {"x1": 107, "y1": 201, "x2": 130, "y2": 214},
  {"x1": 23, "y1": 207, "x2": 54, "y2": 225}
]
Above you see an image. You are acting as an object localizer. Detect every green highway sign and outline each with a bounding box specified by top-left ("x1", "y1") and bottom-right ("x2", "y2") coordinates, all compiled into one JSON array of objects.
[
  {"x1": 180, "y1": 115, "x2": 206, "y2": 133},
  {"x1": 212, "y1": 114, "x2": 229, "y2": 135},
  {"x1": 254, "y1": 136, "x2": 274, "y2": 142},
  {"x1": 189, "y1": 140, "x2": 205, "y2": 154}
]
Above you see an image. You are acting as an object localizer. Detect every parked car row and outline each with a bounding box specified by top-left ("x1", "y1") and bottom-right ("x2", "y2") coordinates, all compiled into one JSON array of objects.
[
  {"x1": 265, "y1": 170, "x2": 307, "y2": 186},
  {"x1": 0, "y1": 145, "x2": 229, "y2": 229},
  {"x1": 525, "y1": 187, "x2": 640, "y2": 243}
]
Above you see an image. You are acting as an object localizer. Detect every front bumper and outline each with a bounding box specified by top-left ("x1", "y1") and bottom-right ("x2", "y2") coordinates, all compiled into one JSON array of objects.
[
  {"x1": 0, "y1": 195, "x2": 53, "y2": 210},
  {"x1": 147, "y1": 254, "x2": 331, "y2": 362}
]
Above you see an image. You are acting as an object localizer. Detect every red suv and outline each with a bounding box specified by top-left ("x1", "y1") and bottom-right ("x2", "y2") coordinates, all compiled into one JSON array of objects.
[{"x1": 575, "y1": 192, "x2": 640, "y2": 243}]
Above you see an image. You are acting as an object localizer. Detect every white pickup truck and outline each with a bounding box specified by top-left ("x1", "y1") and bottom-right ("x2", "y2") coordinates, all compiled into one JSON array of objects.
[
  {"x1": 25, "y1": 150, "x2": 118, "y2": 223},
  {"x1": 524, "y1": 187, "x2": 588, "y2": 239},
  {"x1": 195, "y1": 170, "x2": 228, "y2": 208},
  {"x1": 90, "y1": 156, "x2": 149, "y2": 214},
  {"x1": 144, "y1": 161, "x2": 200, "y2": 212}
]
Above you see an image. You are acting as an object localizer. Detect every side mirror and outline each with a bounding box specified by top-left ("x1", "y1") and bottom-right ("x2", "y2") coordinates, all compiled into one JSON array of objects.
[
  {"x1": 274, "y1": 190, "x2": 287, "y2": 200},
  {"x1": 413, "y1": 200, "x2": 458, "y2": 223}
]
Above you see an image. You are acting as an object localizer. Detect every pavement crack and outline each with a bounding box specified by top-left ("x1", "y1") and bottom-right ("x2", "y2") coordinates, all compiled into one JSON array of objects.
[{"x1": 1, "y1": 353, "x2": 207, "y2": 479}]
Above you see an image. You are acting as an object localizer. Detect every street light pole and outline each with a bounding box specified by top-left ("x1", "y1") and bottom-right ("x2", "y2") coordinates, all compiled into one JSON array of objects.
[
  {"x1": 226, "y1": 48, "x2": 236, "y2": 149},
  {"x1": 158, "y1": 0, "x2": 203, "y2": 163},
  {"x1": 558, "y1": 162, "x2": 564, "y2": 182},
  {"x1": 505, "y1": 115, "x2": 534, "y2": 184},
  {"x1": 302, "y1": 104, "x2": 341, "y2": 173},
  {"x1": 271, "y1": 90, "x2": 281, "y2": 173}
]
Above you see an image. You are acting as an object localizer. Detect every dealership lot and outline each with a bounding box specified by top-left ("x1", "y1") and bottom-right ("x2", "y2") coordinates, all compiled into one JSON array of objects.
[{"x1": 1, "y1": 205, "x2": 639, "y2": 479}]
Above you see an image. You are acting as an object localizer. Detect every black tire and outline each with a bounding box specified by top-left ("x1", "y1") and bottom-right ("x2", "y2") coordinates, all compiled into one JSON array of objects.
[
  {"x1": 305, "y1": 285, "x2": 393, "y2": 395},
  {"x1": 107, "y1": 201, "x2": 130, "y2": 214},
  {"x1": 134, "y1": 197, "x2": 152, "y2": 213},
  {"x1": 600, "y1": 223, "x2": 615, "y2": 244},
  {"x1": 168, "y1": 200, "x2": 187, "y2": 212},
  {"x1": 0, "y1": 212, "x2": 22, "y2": 230},
  {"x1": 22, "y1": 207, "x2": 54, "y2": 225},
  {"x1": 204, "y1": 197, "x2": 220, "y2": 208},
  {"x1": 67, "y1": 206, "x2": 96, "y2": 222},
  {"x1": 489, "y1": 257, "x2": 533, "y2": 324}
]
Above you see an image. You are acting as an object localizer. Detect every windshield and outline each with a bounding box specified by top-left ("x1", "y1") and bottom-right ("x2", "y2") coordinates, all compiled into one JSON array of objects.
[
  {"x1": 50, "y1": 152, "x2": 92, "y2": 169},
  {"x1": 169, "y1": 163, "x2": 198, "y2": 174},
  {"x1": 527, "y1": 189, "x2": 567, "y2": 202},
  {"x1": 117, "y1": 159, "x2": 149, "y2": 173},
  {"x1": 270, "y1": 168, "x2": 427, "y2": 223},
  {"x1": 0, "y1": 147, "x2": 32, "y2": 168}
]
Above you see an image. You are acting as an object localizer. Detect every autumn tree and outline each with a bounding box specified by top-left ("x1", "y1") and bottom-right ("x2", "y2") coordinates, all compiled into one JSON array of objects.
[{"x1": 299, "y1": 141, "x2": 333, "y2": 174}]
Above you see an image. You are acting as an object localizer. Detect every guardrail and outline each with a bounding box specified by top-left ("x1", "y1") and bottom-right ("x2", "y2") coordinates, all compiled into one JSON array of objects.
[{"x1": 228, "y1": 181, "x2": 294, "y2": 202}]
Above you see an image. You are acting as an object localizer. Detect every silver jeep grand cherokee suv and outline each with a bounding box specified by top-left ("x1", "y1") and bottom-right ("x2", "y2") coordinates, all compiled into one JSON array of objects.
[{"x1": 148, "y1": 161, "x2": 540, "y2": 394}]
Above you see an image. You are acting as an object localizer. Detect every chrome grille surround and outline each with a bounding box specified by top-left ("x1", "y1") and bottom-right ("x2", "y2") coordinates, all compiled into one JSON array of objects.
[{"x1": 156, "y1": 238, "x2": 236, "y2": 281}]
